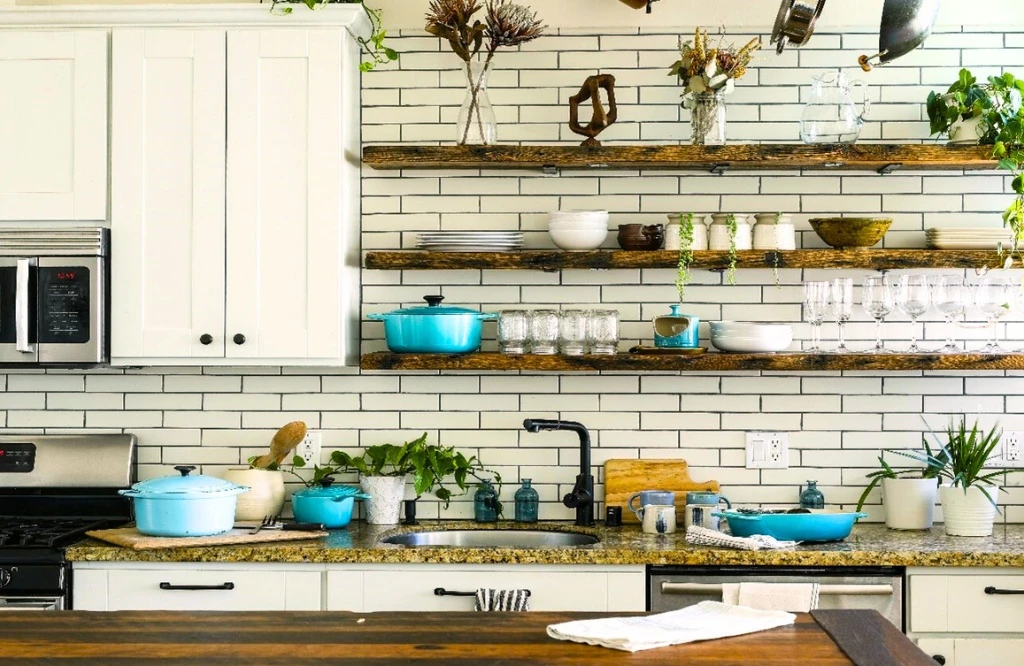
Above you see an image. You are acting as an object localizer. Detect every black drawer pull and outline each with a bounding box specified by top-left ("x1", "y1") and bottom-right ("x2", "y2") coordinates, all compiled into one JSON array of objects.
[
  {"x1": 159, "y1": 582, "x2": 235, "y2": 591},
  {"x1": 433, "y1": 587, "x2": 531, "y2": 598},
  {"x1": 984, "y1": 586, "x2": 1024, "y2": 595},
  {"x1": 932, "y1": 656, "x2": 946, "y2": 665}
]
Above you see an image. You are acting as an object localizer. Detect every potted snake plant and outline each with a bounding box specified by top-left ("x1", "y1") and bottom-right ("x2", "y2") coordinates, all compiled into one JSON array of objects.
[{"x1": 856, "y1": 440, "x2": 948, "y2": 530}]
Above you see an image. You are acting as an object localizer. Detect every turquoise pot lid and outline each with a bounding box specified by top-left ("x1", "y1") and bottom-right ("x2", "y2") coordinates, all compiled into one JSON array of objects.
[
  {"x1": 293, "y1": 482, "x2": 370, "y2": 500},
  {"x1": 123, "y1": 466, "x2": 247, "y2": 497},
  {"x1": 385, "y1": 295, "x2": 485, "y2": 317}
]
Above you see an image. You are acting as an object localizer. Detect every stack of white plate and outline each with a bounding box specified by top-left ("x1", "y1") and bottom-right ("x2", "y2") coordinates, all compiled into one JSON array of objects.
[
  {"x1": 548, "y1": 210, "x2": 610, "y2": 251},
  {"x1": 926, "y1": 228, "x2": 1014, "y2": 250},
  {"x1": 416, "y1": 231, "x2": 524, "y2": 253},
  {"x1": 710, "y1": 322, "x2": 793, "y2": 353}
]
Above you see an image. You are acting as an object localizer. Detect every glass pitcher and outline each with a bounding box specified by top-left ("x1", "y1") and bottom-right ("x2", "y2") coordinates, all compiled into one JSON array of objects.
[{"x1": 800, "y1": 71, "x2": 871, "y2": 144}]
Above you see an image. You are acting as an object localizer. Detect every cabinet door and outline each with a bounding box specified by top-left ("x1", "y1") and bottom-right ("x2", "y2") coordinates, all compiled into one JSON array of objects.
[
  {"x1": 111, "y1": 30, "x2": 227, "y2": 362},
  {"x1": 105, "y1": 569, "x2": 319, "y2": 611},
  {"x1": 954, "y1": 639, "x2": 1024, "y2": 666},
  {"x1": 0, "y1": 31, "x2": 106, "y2": 220},
  {"x1": 226, "y1": 29, "x2": 354, "y2": 362}
]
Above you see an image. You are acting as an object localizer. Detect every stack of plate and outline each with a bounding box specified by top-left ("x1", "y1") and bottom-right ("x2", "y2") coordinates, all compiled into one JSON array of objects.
[
  {"x1": 926, "y1": 228, "x2": 1014, "y2": 250},
  {"x1": 416, "y1": 231, "x2": 524, "y2": 253}
]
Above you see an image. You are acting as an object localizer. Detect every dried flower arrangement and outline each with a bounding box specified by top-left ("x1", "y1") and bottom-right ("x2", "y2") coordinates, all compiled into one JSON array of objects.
[
  {"x1": 669, "y1": 29, "x2": 762, "y2": 97},
  {"x1": 426, "y1": 0, "x2": 545, "y2": 144}
]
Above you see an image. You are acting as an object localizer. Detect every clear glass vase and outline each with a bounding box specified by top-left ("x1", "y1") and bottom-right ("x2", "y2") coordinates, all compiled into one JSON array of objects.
[
  {"x1": 457, "y1": 60, "x2": 497, "y2": 146},
  {"x1": 685, "y1": 91, "x2": 726, "y2": 146}
]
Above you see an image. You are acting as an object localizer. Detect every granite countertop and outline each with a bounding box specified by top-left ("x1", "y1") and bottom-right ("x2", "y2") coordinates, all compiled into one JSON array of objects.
[{"x1": 66, "y1": 521, "x2": 1024, "y2": 567}]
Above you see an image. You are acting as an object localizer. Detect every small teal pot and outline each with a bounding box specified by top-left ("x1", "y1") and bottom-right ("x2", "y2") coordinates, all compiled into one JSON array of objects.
[
  {"x1": 653, "y1": 305, "x2": 700, "y2": 348},
  {"x1": 368, "y1": 295, "x2": 498, "y2": 354},
  {"x1": 291, "y1": 482, "x2": 370, "y2": 529}
]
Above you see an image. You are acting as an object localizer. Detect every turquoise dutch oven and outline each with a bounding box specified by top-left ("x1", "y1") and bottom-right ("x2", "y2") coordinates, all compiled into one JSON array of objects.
[
  {"x1": 292, "y1": 480, "x2": 370, "y2": 529},
  {"x1": 368, "y1": 295, "x2": 498, "y2": 353}
]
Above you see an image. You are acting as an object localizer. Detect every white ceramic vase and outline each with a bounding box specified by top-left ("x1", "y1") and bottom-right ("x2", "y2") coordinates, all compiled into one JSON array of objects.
[
  {"x1": 881, "y1": 477, "x2": 937, "y2": 530},
  {"x1": 939, "y1": 484, "x2": 1001, "y2": 537},
  {"x1": 219, "y1": 468, "x2": 286, "y2": 521},
  {"x1": 359, "y1": 475, "x2": 406, "y2": 525},
  {"x1": 948, "y1": 115, "x2": 985, "y2": 144},
  {"x1": 665, "y1": 215, "x2": 708, "y2": 252},
  {"x1": 708, "y1": 214, "x2": 752, "y2": 251},
  {"x1": 752, "y1": 213, "x2": 796, "y2": 251}
]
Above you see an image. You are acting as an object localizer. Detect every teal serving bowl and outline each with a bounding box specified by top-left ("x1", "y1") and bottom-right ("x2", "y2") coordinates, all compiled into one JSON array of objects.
[{"x1": 713, "y1": 510, "x2": 867, "y2": 542}]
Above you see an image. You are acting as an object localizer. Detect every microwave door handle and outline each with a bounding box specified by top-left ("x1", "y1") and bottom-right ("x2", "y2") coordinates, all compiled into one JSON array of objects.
[
  {"x1": 15, "y1": 258, "x2": 35, "y2": 354},
  {"x1": 660, "y1": 582, "x2": 894, "y2": 596}
]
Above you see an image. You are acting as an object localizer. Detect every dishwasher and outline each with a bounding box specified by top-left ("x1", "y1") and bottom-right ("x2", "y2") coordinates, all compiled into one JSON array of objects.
[{"x1": 648, "y1": 566, "x2": 904, "y2": 630}]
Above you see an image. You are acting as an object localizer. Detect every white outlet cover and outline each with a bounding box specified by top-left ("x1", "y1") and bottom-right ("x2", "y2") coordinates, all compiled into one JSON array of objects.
[
  {"x1": 987, "y1": 430, "x2": 1024, "y2": 468},
  {"x1": 746, "y1": 432, "x2": 789, "y2": 469},
  {"x1": 297, "y1": 431, "x2": 323, "y2": 466}
]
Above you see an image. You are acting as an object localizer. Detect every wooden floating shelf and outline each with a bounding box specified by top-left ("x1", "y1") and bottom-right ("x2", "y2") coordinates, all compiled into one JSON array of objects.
[
  {"x1": 362, "y1": 144, "x2": 997, "y2": 173},
  {"x1": 364, "y1": 249, "x2": 1006, "y2": 272},
  {"x1": 361, "y1": 352, "x2": 1024, "y2": 373}
]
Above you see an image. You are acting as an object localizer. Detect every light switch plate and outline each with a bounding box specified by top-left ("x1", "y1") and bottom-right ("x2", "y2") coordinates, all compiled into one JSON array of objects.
[{"x1": 746, "y1": 432, "x2": 789, "y2": 469}]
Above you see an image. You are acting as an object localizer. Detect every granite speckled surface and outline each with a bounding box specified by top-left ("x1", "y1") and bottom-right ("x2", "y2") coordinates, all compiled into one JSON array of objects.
[{"x1": 66, "y1": 521, "x2": 1024, "y2": 567}]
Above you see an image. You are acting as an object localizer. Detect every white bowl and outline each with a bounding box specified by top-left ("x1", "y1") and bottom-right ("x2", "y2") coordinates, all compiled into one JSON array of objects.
[
  {"x1": 549, "y1": 227, "x2": 609, "y2": 251},
  {"x1": 710, "y1": 321, "x2": 793, "y2": 335},
  {"x1": 548, "y1": 222, "x2": 610, "y2": 231},
  {"x1": 549, "y1": 211, "x2": 609, "y2": 225},
  {"x1": 711, "y1": 330, "x2": 793, "y2": 353}
]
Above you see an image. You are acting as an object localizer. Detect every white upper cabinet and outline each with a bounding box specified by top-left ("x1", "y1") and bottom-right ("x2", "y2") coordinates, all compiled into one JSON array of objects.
[
  {"x1": 0, "y1": 31, "x2": 107, "y2": 221},
  {"x1": 111, "y1": 30, "x2": 227, "y2": 360}
]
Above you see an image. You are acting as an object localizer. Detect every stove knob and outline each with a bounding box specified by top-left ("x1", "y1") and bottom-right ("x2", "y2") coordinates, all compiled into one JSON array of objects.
[{"x1": 0, "y1": 569, "x2": 11, "y2": 588}]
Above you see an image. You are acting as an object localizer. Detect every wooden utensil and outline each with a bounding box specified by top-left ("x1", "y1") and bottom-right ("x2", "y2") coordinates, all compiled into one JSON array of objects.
[
  {"x1": 251, "y1": 421, "x2": 307, "y2": 469},
  {"x1": 604, "y1": 459, "x2": 719, "y2": 524},
  {"x1": 85, "y1": 527, "x2": 326, "y2": 550}
]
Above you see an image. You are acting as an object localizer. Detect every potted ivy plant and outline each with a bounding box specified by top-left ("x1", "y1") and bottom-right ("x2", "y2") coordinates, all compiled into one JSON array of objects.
[
  {"x1": 269, "y1": 0, "x2": 397, "y2": 72},
  {"x1": 855, "y1": 440, "x2": 949, "y2": 530},
  {"x1": 926, "y1": 69, "x2": 991, "y2": 144}
]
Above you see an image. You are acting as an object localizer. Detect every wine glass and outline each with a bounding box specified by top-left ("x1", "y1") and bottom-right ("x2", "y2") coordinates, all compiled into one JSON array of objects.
[
  {"x1": 895, "y1": 274, "x2": 930, "y2": 353},
  {"x1": 931, "y1": 276, "x2": 970, "y2": 354},
  {"x1": 862, "y1": 276, "x2": 894, "y2": 354},
  {"x1": 829, "y1": 278, "x2": 854, "y2": 354},
  {"x1": 803, "y1": 281, "x2": 830, "y2": 352},
  {"x1": 975, "y1": 279, "x2": 1013, "y2": 353}
]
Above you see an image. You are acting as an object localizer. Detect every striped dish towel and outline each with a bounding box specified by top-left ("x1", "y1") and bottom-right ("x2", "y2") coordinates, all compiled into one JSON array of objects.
[
  {"x1": 475, "y1": 588, "x2": 531, "y2": 612},
  {"x1": 685, "y1": 525, "x2": 798, "y2": 551}
]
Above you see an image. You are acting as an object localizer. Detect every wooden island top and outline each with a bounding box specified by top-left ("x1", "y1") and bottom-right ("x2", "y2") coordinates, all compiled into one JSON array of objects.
[{"x1": 0, "y1": 609, "x2": 932, "y2": 665}]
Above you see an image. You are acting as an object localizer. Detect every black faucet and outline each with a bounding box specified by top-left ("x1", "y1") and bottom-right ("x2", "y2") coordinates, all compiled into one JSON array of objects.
[{"x1": 522, "y1": 419, "x2": 594, "y2": 527}]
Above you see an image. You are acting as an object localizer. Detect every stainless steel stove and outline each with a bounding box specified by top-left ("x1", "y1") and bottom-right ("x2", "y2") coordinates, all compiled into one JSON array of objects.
[{"x1": 0, "y1": 434, "x2": 136, "y2": 610}]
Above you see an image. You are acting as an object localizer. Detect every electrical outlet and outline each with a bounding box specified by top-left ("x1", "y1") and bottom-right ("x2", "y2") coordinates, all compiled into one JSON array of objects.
[
  {"x1": 296, "y1": 431, "x2": 322, "y2": 467},
  {"x1": 988, "y1": 430, "x2": 1024, "y2": 468},
  {"x1": 746, "y1": 432, "x2": 789, "y2": 469}
]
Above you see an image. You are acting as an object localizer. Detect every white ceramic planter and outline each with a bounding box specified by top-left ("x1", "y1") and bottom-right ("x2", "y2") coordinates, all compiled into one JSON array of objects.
[
  {"x1": 219, "y1": 468, "x2": 286, "y2": 521},
  {"x1": 881, "y1": 477, "x2": 937, "y2": 530},
  {"x1": 948, "y1": 115, "x2": 985, "y2": 144},
  {"x1": 665, "y1": 215, "x2": 709, "y2": 251},
  {"x1": 708, "y1": 214, "x2": 752, "y2": 251},
  {"x1": 939, "y1": 484, "x2": 1001, "y2": 537},
  {"x1": 752, "y1": 213, "x2": 796, "y2": 251},
  {"x1": 359, "y1": 475, "x2": 406, "y2": 525}
]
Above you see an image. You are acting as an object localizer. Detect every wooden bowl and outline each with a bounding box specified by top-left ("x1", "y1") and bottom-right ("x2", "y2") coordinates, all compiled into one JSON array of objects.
[{"x1": 810, "y1": 218, "x2": 892, "y2": 249}]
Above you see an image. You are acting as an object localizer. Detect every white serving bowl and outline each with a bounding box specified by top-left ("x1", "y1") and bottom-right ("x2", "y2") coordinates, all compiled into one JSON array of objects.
[
  {"x1": 549, "y1": 211, "x2": 609, "y2": 226},
  {"x1": 710, "y1": 321, "x2": 793, "y2": 336},
  {"x1": 549, "y1": 227, "x2": 609, "y2": 251},
  {"x1": 548, "y1": 223, "x2": 610, "y2": 231},
  {"x1": 711, "y1": 330, "x2": 793, "y2": 353}
]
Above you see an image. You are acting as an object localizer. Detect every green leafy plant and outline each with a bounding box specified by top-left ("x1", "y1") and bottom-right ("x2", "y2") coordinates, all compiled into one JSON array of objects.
[
  {"x1": 725, "y1": 213, "x2": 738, "y2": 285},
  {"x1": 854, "y1": 440, "x2": 949, "y2": 513},
  {"x1": 270, "y1": 0, "x2": 397, "y2": 72},
  {"x1": 926, "y1": 68, "x2": 991, "y2": 137},
  {"x1": 674, "y1": 212, "x2": 695, "y2": 302}
]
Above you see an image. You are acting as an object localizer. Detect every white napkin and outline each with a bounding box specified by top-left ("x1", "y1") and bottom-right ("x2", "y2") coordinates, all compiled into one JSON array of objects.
[
  {"x1": 546, "y1": 600, "x2": 795, "y2": 653},
  {"x1": 685, "y1": 525, "x2": 799, "y2": 551},
  {"x1": 724, "y1": 583, "x2": 820, "y2": 613}
]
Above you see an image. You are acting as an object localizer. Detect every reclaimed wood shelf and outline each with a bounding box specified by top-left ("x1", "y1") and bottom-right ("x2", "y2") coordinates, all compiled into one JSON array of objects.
[
  {"x1": 361, "y1": 352, "x2": 1024, "y2": 372},
  {"x1": 362, "y1": 144, "x2": 996, "y2": 173},
  {"x1": 364, "y1": 249, "x2": 1005, "y2": 272}
]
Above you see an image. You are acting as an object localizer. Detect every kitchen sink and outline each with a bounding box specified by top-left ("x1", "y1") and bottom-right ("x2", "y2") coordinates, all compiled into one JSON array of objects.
[{"x1": 380, "y1": 529, "x2": 599, "y2": 548}]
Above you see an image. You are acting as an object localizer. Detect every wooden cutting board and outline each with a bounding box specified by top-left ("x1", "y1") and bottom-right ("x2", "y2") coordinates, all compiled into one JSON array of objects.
[
  {"x1": 604, "y1": 459, "x2": 719, "y2": 524},
  {"x1": 86, "y1": 527, "x2": 327, "y2": 550}
]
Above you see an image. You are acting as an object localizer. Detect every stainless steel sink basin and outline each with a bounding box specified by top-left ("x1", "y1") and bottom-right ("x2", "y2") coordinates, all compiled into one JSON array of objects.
[{"x1": 380, "y1": 529, "x2": 599, "y2": 548}]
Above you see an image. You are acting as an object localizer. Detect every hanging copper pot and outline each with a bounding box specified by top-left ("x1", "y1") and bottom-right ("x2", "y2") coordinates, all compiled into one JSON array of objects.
[{"x1": 618, "y1": 0, "x2": 658, "y2": 12}]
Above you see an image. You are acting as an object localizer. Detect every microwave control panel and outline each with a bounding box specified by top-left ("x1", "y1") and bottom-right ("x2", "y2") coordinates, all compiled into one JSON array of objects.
[
  {"x1": 38, "y1": 267, "x2": 90, "y2": 344},
  {"x1": 0, "y1": 443, "x2": 35, "y2": 473}
]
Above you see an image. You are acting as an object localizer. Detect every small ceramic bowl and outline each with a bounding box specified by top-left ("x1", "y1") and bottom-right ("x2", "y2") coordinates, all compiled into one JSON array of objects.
[
  {"x1": 810, "y1": 218, "x2": 892, "y2": 249},
  {"x1": 549, "y1": 227, "x2": 609, "y2": 251}
]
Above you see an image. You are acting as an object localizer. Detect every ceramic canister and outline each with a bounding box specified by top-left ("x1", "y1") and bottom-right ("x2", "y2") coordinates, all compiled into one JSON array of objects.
[
  {"x1": 665, "y1": 215, "x2": 709, "y2": 251},
  {"x1": 708, "y1": 214, "x2": 752, "y2": 251},
  {"x1": 753, "y1": 213, "x2": 796, "y2": 251},
  {"x1": 653, "y1": 304, "x2": 700, "y2": 349}
]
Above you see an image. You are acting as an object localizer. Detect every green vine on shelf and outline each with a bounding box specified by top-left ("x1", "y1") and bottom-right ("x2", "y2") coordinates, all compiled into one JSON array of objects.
[
  {"x1": 675, "y1": 213, "x2": 695, "y2": 303},
  {"x1": 770, "y1": 212, "x2": 783, "y2": 287},
  {"x1": 725, "y1": 213, "x2": 738, "y2": 285},
  {"x1": 270, "y1": 0, "x2": 398, "y2": 72}
]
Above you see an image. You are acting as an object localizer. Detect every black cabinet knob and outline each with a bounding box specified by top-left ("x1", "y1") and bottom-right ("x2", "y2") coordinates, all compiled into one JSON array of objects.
[
  {"x1": 199, "y1": 334, "x2": 213, "y2": 346},
  {"x1": 932, "y1": 656, "x2": 946, "y2": 665},
  {"x1": 233, "y1": 334, "x2": 246, "y2": 345}
]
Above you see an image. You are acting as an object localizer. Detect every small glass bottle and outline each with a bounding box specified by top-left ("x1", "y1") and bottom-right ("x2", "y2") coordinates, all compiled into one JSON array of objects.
[
  {"x1": 800, "y1": 480, "x2": 826, "y2": 509},
  {"x1": 474, "y1": 481, "x2": 499, "y2": 523},
  {"x1": 514, "y1": 478, "x2": 539, "y2": 523}
]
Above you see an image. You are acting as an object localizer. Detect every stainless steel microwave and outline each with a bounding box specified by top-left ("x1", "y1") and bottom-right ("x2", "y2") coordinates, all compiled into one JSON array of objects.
[{"x1": 0, "y1": 228, "x2": 108, "y2": 366}]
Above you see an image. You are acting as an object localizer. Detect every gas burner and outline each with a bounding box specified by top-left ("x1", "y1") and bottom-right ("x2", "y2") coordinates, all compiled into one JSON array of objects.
[{"x1": 0, "y1": 518, "x2": 110, "y2": 548}]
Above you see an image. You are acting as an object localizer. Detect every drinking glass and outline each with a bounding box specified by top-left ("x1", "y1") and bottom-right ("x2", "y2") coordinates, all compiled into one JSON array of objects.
[
  {"x1": 862, "y1": 276, "x2": 894, "y2": 354},
  {"x1": 975, "y1": 279, "x2": 1012, "y2": 353},
  {"x1": 803, "y1": 281, "x2": 830, "y2": 352},
  {"x1": 895, "y1": 274, "x2": 930, "y2": 353},
  {"x1": 931, "y1": 276, "x2": 970, "y2": 354},
  {"x1": 498, "y1": 310, "x2": 530, "y2": 355},
  {"x1": 587, "y1": 310, "x2": 619, "y2": 355},
  {"x1": 529, "y1": 310, "x2": 560, "y2": 355},
  {"x1": 829, "y1": 278, "x2": 854, "y2": 354},
  {"x1": 559, "y1": 310, "x2": 589, "y2": 356}
]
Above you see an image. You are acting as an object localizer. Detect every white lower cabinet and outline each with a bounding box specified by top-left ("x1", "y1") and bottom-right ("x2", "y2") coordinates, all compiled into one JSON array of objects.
[
  {"x1": 909, "y1": 567, "x2": 1024, "y2": 666},
  {"x1": 73, "y1": 563, "x2": 322, "y2": 611}
]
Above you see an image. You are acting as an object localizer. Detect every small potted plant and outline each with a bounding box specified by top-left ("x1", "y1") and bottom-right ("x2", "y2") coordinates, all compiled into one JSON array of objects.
[
  {"x1": 856, "y1": 439, "x2": 948, "y2": 530},
  {"x1": 926, "y1": 69, "x2": 992, "y2": 144}
]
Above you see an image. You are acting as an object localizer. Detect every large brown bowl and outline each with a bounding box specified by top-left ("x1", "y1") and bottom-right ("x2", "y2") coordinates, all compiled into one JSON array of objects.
[{"x1": 810, "y1": 217, "x2": 892, "y2": 249}]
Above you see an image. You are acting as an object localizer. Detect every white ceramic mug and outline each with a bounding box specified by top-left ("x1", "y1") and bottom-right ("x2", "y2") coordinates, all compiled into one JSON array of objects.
[{"x1": 639, "y1": 504, "x2": 677, "y2": 535}]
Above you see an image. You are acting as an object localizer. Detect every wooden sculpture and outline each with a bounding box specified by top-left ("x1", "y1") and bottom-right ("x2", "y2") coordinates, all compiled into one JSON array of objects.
[{"x1": 568, "y1": 74, "x2": 618, "y2": 147}]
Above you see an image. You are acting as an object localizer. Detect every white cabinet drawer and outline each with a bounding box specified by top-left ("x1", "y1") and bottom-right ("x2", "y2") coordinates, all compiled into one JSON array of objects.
[
  {"x1": 952, "y1": 639, "x2": 1024, "y2": 666},
  {"x1": 104, "y1": 569, "x2": 320, "y2": 611},
  {"x1": 358, "y1": 566, "x2": 644, "y2": 612},
  {"x1": 911, "y1": 573, "x2": 1024, "y2": 633}
]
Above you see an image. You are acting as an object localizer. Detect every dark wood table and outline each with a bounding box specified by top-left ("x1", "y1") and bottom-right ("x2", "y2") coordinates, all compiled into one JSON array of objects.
[{"x1": 0, "y1": 610, "x2": 933, "y2": 665}]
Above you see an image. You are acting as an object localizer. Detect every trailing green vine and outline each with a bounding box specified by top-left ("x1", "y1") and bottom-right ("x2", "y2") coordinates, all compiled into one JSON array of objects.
[
  {"x1": 770, "y1": 212, "x2": 783, "y2": 287},
  {"x1": 270, "y1": 0, "x2": 398, "y2": 72},
  {"x1": 675, "y1": 213, "x2": 695, "y2": 303},
  {"x1": 725, "y1": 213, "x2": 738, "y2": 286}
]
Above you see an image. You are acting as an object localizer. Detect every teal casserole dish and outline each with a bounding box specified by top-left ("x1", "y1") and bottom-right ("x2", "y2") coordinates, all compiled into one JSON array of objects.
[
  {"x1": 368, "y1": 295, "x2": 498, "y2": 354},
  {"x1": 713, "y1": 510, "x2": 868, "y2": 542}
]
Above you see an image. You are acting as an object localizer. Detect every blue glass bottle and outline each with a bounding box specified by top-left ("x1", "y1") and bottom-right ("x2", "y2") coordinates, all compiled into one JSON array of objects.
[
  {"x1": 474, "y1": 481, "x2": 499, "y2": 523},
  {"x1": 799, "y1": 480, "x2": 825, "y2": 509},
  {"x1": 514, "y1": 478, "x2": 539, "y2": 523}
]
